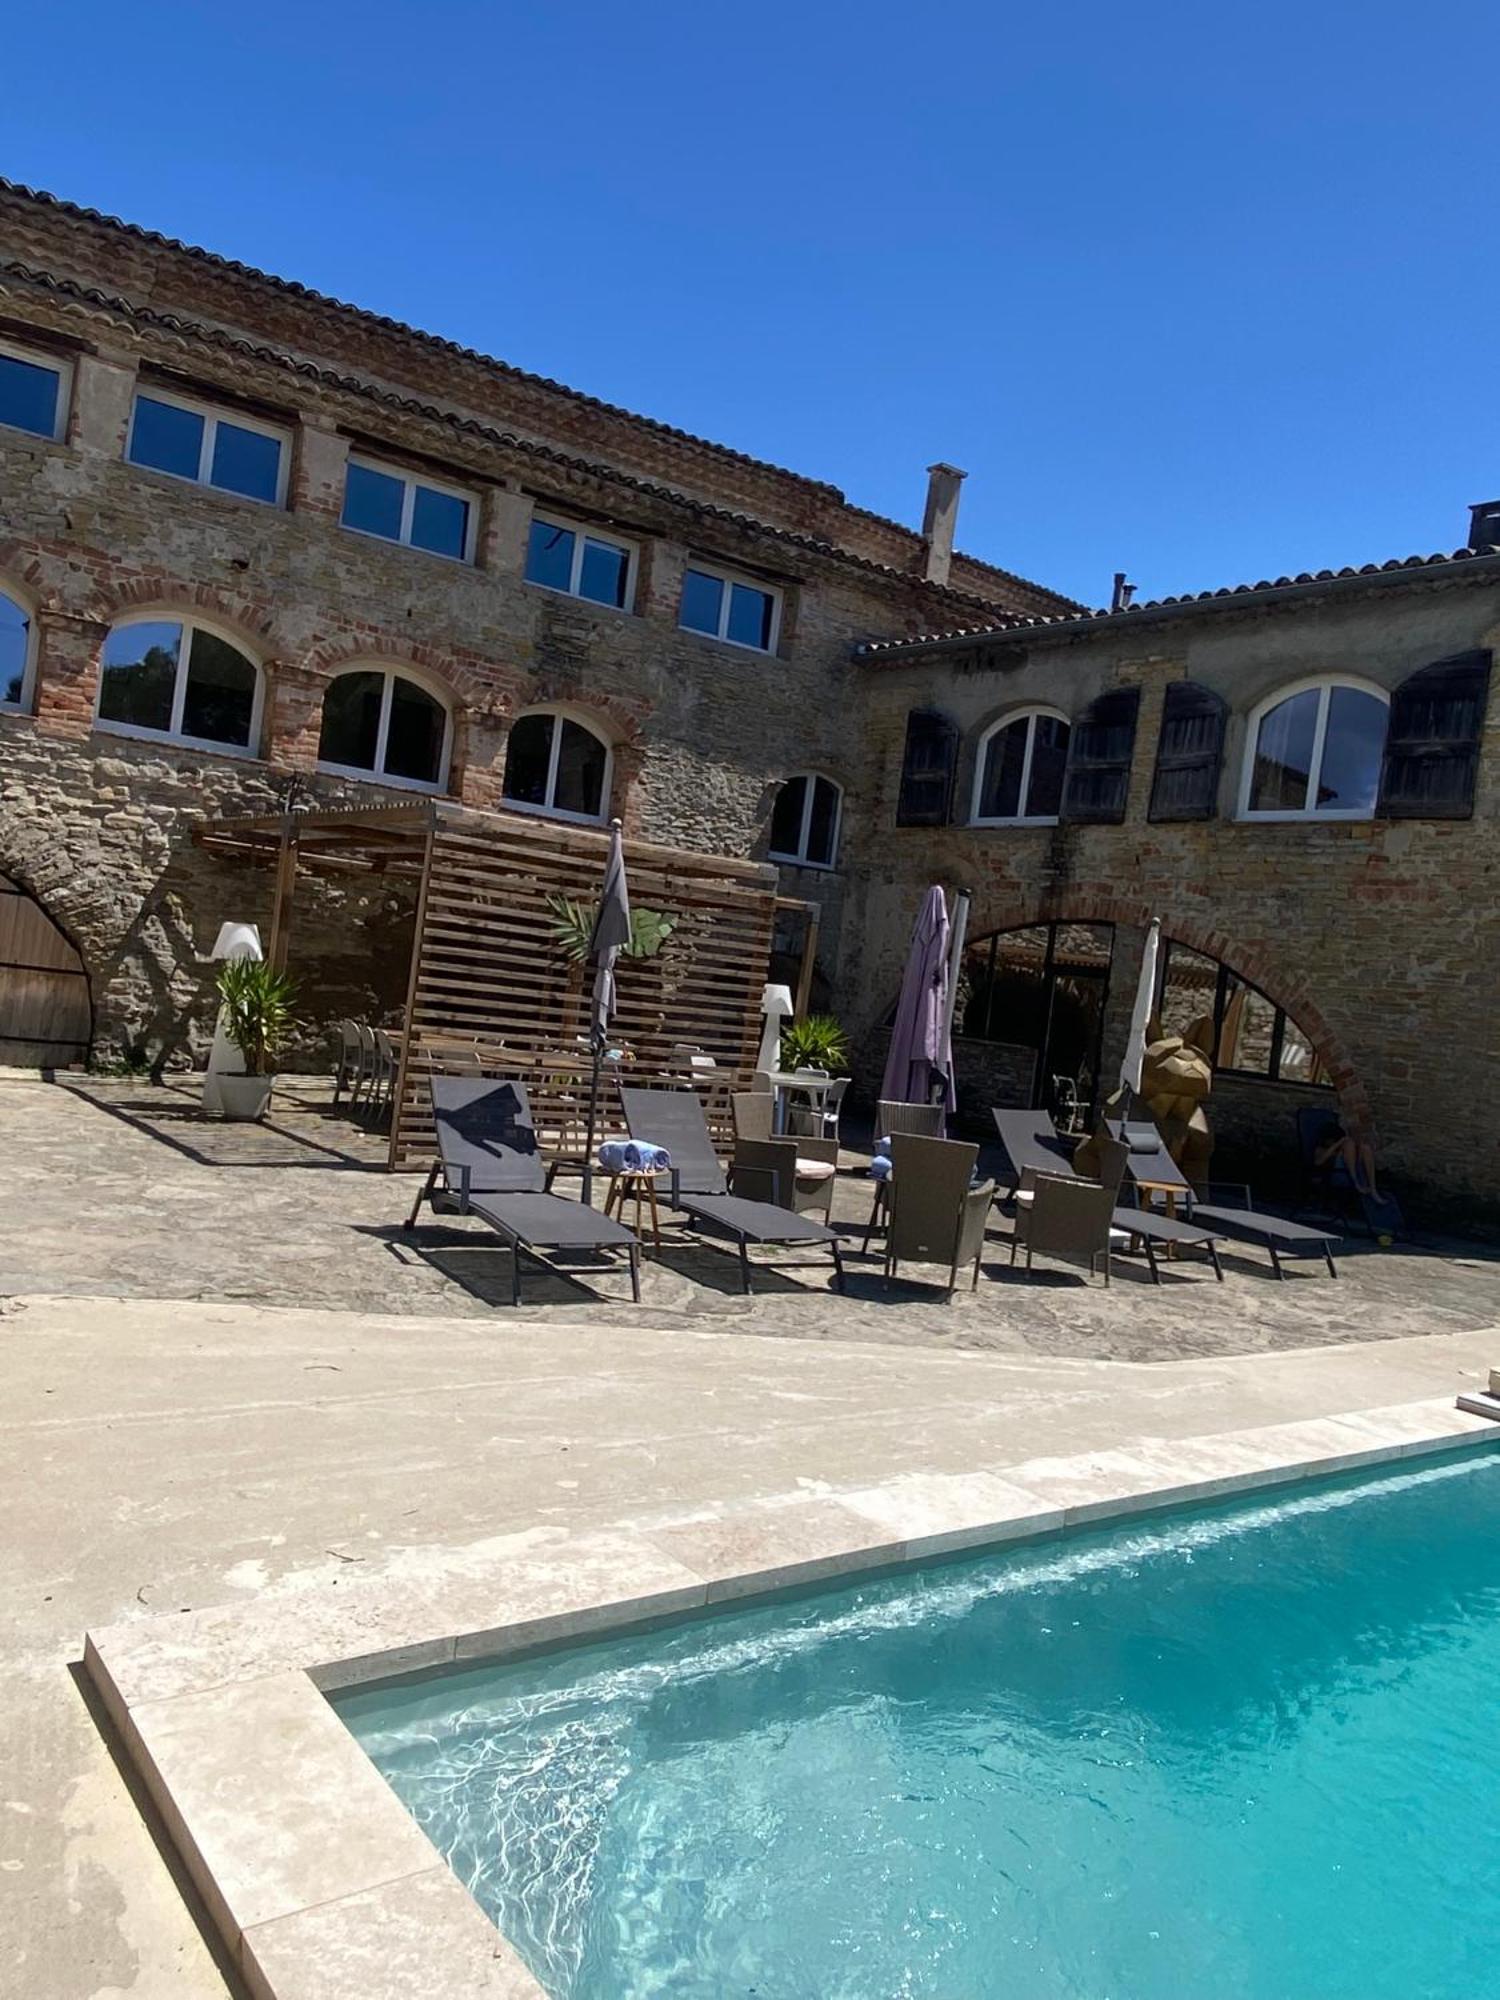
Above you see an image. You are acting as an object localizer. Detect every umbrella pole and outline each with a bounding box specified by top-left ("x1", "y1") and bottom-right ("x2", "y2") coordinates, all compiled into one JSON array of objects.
[{"x1": 581, "y1": 1037, "x2": 603, "y2": 1205}]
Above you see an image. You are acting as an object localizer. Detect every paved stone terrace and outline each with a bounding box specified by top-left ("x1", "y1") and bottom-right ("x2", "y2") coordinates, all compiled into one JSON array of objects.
[{"x1": 6, "y1": 1074, "x2": 1499, "y2": 1363}]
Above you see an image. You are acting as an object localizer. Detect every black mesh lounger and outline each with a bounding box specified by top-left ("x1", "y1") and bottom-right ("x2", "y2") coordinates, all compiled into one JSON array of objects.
[
  {"x1": 992, "y1": 1108, "x2": 1225, "y2": 1283},
  {"x1": 404, "y1": 1076, "x2": 641, "y2": 1305},
  {"x1": 618, "y1": 1085, "x2": 847, "y2": 1294}
]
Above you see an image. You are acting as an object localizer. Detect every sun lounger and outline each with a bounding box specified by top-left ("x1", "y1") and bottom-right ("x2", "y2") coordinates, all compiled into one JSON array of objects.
[
  {"x1": 619, "y1": 1085, "x2": 847, "y2": 1293},
  {"x1": 404, "y1": 1077, "x2": 641, "y2": 1304},
  {"x1": 994, "y1": 1109, "x2": 1225, "y2": 1282}
]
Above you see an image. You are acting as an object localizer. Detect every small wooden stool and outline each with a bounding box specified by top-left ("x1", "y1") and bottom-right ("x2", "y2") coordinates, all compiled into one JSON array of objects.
[{"x1": 604, "y1": 1170, "x2": 664, "y2": 1252}]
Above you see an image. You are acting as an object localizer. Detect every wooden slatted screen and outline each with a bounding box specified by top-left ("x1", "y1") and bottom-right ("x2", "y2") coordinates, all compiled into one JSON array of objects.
[{"x1": 389, "y1": 808, "x2": 778, "y2": 1169}]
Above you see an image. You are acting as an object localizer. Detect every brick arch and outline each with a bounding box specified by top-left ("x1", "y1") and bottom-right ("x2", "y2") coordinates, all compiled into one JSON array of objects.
[
  {"x1": 510, "y1": 683, "x2": 647, "y2": 748},
  {"x1": 87, "y1": 575, "x2": 281, "y2": 651},
  {"x1": 0, "y1": 546, "x2": 51, "y2": 607},
  {"x1": 963, "y1": 890, "x2": 1371, "y2": 1133}
]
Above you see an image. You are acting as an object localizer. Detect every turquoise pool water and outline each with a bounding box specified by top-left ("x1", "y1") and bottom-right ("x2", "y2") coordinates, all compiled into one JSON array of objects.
[{"x1": 335, "y1": 1448, "x2": 1500, "y2": 1998}]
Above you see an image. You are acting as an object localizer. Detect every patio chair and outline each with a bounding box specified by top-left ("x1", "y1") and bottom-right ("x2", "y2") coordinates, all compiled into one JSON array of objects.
[
  {"x1": 883, "y1": 1133, "x2": 995, "y2": 1296},
  {"x1": 731, "y1": 1091, "x2": 838, "y2": 1223},
  {"x1": 619, "y1": 1085, "x2": 847, "y2": 1294},
  {"x1": 1012, "y1": 1150, "x2": 1131, "y2": 1286},
  {"x1": 368, "y1": 1027, "x2": 399, "y2": 1126},
  {"x1": 404, "y1": 1077, "x2": 641, "y2": 1305},
  {"x1": 333, "y1": 1019, "x2": 365, "y2": 1107},
  {"x1": 787, "y1": 1075, "x2": 849, "y2": 1143},
  {"x1": 863, "y1": 1098, "x2": 949, "y2": 1245},
  {"x1": 995, "y1": 1109, "x2": 1225, "y2": 1282}
]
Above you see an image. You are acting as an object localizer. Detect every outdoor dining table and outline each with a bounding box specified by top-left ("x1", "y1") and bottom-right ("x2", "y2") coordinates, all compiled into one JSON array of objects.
[{"x1": 766, "y1": 1069, "x2": 834, "y2": 1135}]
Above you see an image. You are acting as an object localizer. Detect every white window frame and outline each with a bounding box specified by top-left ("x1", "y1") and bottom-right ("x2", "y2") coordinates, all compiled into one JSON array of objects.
[
  {"x1": 94, "y1": 613, "x2": 266, "y2": 759},
  {"x1": 125, "y1": 385, "x2": 290, "y2": 506},
  {"x1": 678, "y1": 560, "x2": 783, "y2": 654},
  {"x1": 0, "y1": 583, "x2": 38, "y2": 714},
  {"x1": 1237, "y1": 675, "x2": 1390, "y2": 822},
  {"x1": 525, "y1": 511, "x2": 638, "y2": 611},
  {"x1": 768, "y1": 772, "x2": 843, "y2": 870},
  {"x1": 970, "y1": 707, "x2": 1071, "y2": 826},
  {"x1": 315, "y1": 665, "x2": 453, "y2": 795},
  {"x1": 0, "y1": 335, "x2": 70, "y2": 442},
  {"x1": 502, "y1": 708, "x2": 612, "y2": 826},
  {"x1": 341, "y1": 455, "x2": 477, "y2": 563}
]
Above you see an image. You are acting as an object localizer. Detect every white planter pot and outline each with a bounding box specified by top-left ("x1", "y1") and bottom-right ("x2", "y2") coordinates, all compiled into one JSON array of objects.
[{"x1": 216, "y1": 1073, "x2": 275, "y2": 1122}]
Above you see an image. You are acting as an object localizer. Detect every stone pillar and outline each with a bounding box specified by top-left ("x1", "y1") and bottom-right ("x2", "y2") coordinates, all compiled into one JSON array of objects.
[
  {"x1": 69, "y1": 353, "x2": 136, "y2": 459},
  {"x1": 479, "y1": 483, "x2": 532, "y2": 575},
  {"x1": 263, "y1": 663, "x2": 324, "y2": 772},
  {"x1": 611, "y1": 739, "x2": 647, "y2": 836},
  {"x1": 290, "y1": 423, "x2": 348, "y2": 519},
  {"x1": 454, "y1": 709, "x2": 507, "y2": 809},
  {"x1": 638, "y1": 539, "x2": 687, "y2": 627},
  {"x1": 32, "y1": 610, "x2": 106, "y2": 740}
]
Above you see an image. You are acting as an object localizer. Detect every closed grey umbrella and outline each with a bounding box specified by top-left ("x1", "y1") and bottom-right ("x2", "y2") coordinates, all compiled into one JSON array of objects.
[{"x1": 582, "y1": 820, "x2": 631, "y2": 1200}]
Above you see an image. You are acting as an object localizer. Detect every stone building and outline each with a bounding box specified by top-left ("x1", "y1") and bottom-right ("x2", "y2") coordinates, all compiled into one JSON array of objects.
[
  {"x1": 0, "y1": 179, "x2": 1071, "y2": 1068},
  {"x1": 2, "y1": 179, "x2": 1497, "y2": 1221}
]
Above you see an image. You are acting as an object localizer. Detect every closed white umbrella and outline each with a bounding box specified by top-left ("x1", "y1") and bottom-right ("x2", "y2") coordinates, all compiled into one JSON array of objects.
[
  {"x1": 582, "y1": 820, "x2": 631, "y2": 1201},
  {"x1": 1120, "y1": 917, "x2": 1162, "y2": 1103}
]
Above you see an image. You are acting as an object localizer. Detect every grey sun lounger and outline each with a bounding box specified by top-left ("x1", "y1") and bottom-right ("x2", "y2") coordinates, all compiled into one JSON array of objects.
[
  {"x1": 404, "y1": 1076, "x2": 641, "y2": 1304},
  {"x1": 992, "y1": 1109, "x2": 1225, "y2": 1283},
  {"x1": 1101, "y1": 1119, "x2": 1341, "y2": 1279},
  {"x1": 619, "y1": 1085, "x2": 847, "y2": 1294}
]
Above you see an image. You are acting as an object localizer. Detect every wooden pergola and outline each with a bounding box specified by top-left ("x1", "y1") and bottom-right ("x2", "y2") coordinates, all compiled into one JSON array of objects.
[{"x1": 194, "y1": 800, "x2": 807, "y2": 1170}]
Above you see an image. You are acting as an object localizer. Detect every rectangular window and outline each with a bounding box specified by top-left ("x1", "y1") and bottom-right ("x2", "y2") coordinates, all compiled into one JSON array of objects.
[
  {"x1": 679, "y1": 563, "x2": 780, "y2": 652},
  {"x1": 0, "y1": 342, "x2": 66, "y2": 440},
  {"x1": 524, "y1": 514, "x2": 634, "y2": 609},
  {"x1": 126, "y1": 389, "x2": 287, "y2": 504},
  {"x1": 341, "y1": 456, "x2": 474, "y2": 561}
]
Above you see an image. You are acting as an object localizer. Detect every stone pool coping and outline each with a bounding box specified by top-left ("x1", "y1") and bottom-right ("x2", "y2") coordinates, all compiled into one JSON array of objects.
[{"x1": 83, "y1": 1395, "x2": 1497, "y2": 2000}]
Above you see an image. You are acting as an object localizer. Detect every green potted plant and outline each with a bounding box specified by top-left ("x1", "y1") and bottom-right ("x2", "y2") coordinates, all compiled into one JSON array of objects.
[
  {"x1": 213, "y1": 959, "x2": 297, "y2": 1120},
  {"x1": 779, "y1": 1013, "x2": 850, "y2": 1074}
]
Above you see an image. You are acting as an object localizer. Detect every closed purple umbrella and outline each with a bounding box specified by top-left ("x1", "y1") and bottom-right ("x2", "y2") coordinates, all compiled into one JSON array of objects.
[{"x1": 881, "y1": 885, "x2": 955, "y2": 1108}]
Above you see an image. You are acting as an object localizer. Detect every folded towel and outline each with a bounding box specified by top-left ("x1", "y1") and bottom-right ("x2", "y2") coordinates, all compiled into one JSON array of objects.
[
  {"x1": 598, "y1": 1139, "x2": 673, "y2": 1173},
  {"x1": 868, "y1": 1153, "x2": 893, "y2": 1182}
]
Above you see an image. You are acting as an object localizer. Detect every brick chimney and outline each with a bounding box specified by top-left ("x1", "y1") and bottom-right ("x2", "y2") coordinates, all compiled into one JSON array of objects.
[
  {"x1": 921, "y1": 463, "x2": 966, "y2": 586},
  {"x1": 1468, "y1": 500, "x2": 1500, "y2": 550}
]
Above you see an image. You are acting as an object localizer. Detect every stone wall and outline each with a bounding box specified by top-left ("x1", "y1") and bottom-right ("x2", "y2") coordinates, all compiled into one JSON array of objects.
[{"x1": 843, "y1": 582, "x2": 1500, "y2": 1222}]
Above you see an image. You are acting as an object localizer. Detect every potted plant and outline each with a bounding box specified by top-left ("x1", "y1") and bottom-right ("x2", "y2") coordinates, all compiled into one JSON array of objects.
[
  {"x1": 779, "y1": 1013, "x2": 850, "y2": 1074},
  {"x1": 213, "y1": 959, "x2": 297, "y2": 1120}
]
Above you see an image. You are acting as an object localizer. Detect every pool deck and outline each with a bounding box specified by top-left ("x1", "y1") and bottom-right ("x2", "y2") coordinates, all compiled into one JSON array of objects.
[{"x1": 5, "y1": 1072, "x2": 1500, "y2": 1995}]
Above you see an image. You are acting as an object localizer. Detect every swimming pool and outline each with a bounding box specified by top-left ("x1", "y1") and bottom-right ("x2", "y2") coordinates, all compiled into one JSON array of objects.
[{"x1": 335, "y1": 1447, "x2": 1500, "y2": 1998}]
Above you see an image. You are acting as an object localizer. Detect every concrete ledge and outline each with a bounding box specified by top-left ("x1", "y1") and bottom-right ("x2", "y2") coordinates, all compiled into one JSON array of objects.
[{"x1": 83, "y1": 1397, "x2": 1498, "y2": 2000}]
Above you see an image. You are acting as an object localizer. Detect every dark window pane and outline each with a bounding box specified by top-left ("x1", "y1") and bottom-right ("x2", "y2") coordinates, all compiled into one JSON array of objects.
[
  {"x1": 769, "y1": 776, "x2": 808, "y2": 856},
  {"x1": 411, "y1": 484, "x2": 469, "y2": 559},
  {"x1": 0, "y1": 353, "x2": 60, "y2": 438},
  {"x1": 319, "y1": 671, "x2": 384, "y2": 771},
  {"x1": 806, "y1": 777, "x2": 839, "y2": 865},
  {"x1": 977, "y1": 720, "x2": 1027, "y2": 819},
  {"x1": 209, "y1": 421, "x2": 282, "y2": 503},
  {"x1": 1218, "y1": 977, "x2": 1278, "y2": 1075},
  {"x1": 181, "y1": 631, "x2": 257, "y2": 747},
  {"x1": 99, "y1": 622, "x2": 181, "y2": 734},
  {"x1": 1026, "y1": 716, "x2": 1070, "y2": 817},
  {"x1": 579, "y1": 537, "x2": 629, "y2": 608},
  {"x1": 0, "y1": 593, "x2": 29, "y2": 705},
  {"x1": 1316, "y1": 686, "x2": 1386, "y2": 812},
  {"x1": 553, "y1": 719, "x2": 607, "y2": 818},
  {"x1": 680, "y1": 569, "x2": 724, "y2": 636},
  {"x1": 342, "y1": 462, "x2": 405, "y2": 541},
  {"x1": 526, "y1": 520, "x2": 576, "y2": 592},
  {"x1": 1250, "y1": 688, "x2": 1319, "y2": 812},
  {"x1": 503, "y1": 713, "x2": 555, "y2": 806},
  {"x1": 727, "y1": 581, "x2": 774, "y2": 650},
  {"x1": 384, "y1": 677, "x2": 446, "y2": 785},
  {"x1": 128, "y1": 396, "x2": 203, "y2": 480}
]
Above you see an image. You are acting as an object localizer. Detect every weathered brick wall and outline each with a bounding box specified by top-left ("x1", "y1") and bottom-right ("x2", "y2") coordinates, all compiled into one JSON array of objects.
[{"x1": 844, "y1": 584, "x2": 1500, "y2": 1221}]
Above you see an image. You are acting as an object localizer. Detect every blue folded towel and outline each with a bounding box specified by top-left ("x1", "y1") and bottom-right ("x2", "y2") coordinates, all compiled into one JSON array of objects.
[
  {"x1": 598, "y1": 1139, "x2": 672, "y2": 1173},
  {"x1": 868, "y1": 1153, "x2": 893, "y2": 1181}
]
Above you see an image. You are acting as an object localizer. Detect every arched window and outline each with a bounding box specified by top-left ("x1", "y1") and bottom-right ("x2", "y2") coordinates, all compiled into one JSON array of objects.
[
  {"x1": 971, "y1": 709, "x2": 1070, "y2": 825},
  {"x1": 97, "y1": 615, "x2": 263, "y2": 754},
  {"x1": 317, "y1": 666, "x2": 451, "y2": 791},
  {"x1": 502, "y1": 710, "x2": 610, "y2": 823},
  {"x1": 1, "y1": 587, "x2": 36, "y2": 713},
  {"x1": 1240, "y1": 678, "x2": 1389, "y2": 820},
  {"x1": 769, "y1": 773, "x2": 841, "y2": 868}
]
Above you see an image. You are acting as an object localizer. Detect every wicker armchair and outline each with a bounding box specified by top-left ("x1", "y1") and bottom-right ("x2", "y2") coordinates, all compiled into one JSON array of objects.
[
  {"x1": 883, "y1": 1133, "x2": 995, "y2": 1297},
  {"x1": 730, "y1": 1092, "x2": 838, "y2": 1221},
  {"x1": 1011, "y1": 1139, "x2": 1130, "y2": 1284}
]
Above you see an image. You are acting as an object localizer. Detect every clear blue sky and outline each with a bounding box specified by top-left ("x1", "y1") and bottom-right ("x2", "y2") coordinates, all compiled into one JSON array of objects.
[{"x1": 8, "y1": 1, "x2": 1497, "y2": 605}]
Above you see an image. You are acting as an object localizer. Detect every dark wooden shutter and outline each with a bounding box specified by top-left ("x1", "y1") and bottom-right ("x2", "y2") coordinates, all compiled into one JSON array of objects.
[
  {"x1": 1061, "y1": 687, "x2": 1140, "y2": 824},
  {"x1": 895, "y1": 708, "x2": 959, "y2": 826},
  {"x1": 1148, "y1": 681, "x2": 1228, "y2": 821},
  {"x1": 1377, "y1": 651, "x2": 1491, "y2": 819}
]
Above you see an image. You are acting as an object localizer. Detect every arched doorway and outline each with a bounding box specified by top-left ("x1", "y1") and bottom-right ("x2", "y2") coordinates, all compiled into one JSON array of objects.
[
  {"x1": 0, "y1": 874, "x2": 91, "y2": 1066},
  {"x1": 955, "y1": 921, "x2": 1115, "y2": 1124}
]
